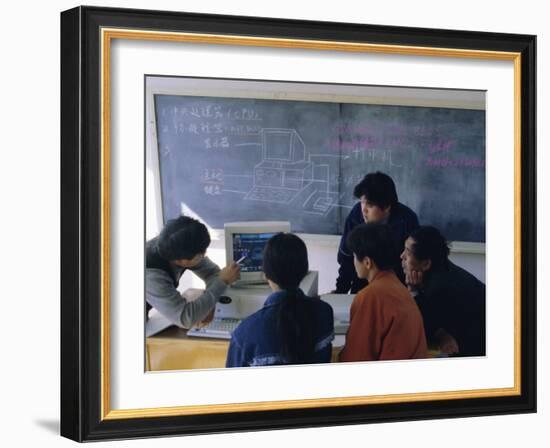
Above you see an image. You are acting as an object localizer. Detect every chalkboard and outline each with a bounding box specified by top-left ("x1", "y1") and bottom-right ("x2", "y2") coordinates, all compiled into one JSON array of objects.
[{"x1": 154, "y1": 94, "x2": 485, "y2": 242}]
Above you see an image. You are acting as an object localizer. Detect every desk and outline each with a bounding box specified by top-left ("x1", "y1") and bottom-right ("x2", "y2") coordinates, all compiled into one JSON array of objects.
[
  {"x1": 146, "y1": 290, "x2": 438, "y2": 370},
  {"x1": 146, "y1": 327, "x2": 344, "y2": 371}
]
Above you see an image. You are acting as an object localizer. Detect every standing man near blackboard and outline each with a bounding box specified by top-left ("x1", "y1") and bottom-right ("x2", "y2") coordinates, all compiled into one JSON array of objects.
[
  {"x1": 335, "y1": 172, "x2": 419, "y2": 293},
  {"x1": 145, "y1": 216, "x2": 241, "y2": 336}
]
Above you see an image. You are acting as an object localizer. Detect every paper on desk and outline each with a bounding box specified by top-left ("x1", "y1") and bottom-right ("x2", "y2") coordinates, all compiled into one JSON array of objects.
[
  {"x1": 145, "y1": 309, "x2": 174, "y2": 337},
  {"x1": 146, "y1": 289, "x2": 210, "y2": 337}
]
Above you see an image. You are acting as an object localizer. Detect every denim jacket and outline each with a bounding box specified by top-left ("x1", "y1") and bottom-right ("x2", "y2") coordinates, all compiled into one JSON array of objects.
[{"x1": 226, "y1": 289, "x2": 334, "y2": 367}]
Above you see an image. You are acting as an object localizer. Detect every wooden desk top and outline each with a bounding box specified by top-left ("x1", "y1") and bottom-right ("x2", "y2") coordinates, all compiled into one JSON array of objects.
[
  {"x1": 146, "y1": 326, "x2": 436, "y2": 371},
  {"x1": 146, "y1": 326, "x2": 343, "y2": 371}
]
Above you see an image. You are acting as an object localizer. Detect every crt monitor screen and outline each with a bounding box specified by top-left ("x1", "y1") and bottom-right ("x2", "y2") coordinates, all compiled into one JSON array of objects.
[{"x1": 232, "y1": 232, "x2": 277, "y2": 273}]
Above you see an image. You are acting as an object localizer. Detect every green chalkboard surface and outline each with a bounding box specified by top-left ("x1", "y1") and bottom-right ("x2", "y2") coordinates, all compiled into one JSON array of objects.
[{"x1": 154, "y1": 94, "x2": 485, "y2": 242}]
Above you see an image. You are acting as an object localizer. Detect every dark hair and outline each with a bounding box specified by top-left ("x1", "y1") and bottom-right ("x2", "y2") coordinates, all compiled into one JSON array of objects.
[
  {"x1": 408, "y1": 226, "x2": 450, "y2": 269},
  {"x1": 263, "y1": 233, "x2": 315, "y2": 364},
  {"x1": 157, "y1": 216, "x2": 210, "y2": 261},
  {"x1": 353, "y1": 171, "x2": 398, "y2": 209},
  {"x1": 346, "y1": 223, "x2": 398, "y2": 271}
]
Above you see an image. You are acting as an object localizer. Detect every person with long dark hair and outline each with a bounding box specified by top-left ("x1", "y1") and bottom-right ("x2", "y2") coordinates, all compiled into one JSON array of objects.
[{"x1": 226, "y1": 233, "x2": 334, "y2": 367}]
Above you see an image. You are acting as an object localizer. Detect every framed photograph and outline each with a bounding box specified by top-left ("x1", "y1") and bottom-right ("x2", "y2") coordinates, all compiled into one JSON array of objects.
[{"x1": 60, "y1": 5, "x2": 536, "y2": 442}]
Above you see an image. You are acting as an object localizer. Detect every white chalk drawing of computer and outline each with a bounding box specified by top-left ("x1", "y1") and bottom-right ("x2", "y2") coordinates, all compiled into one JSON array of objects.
[
  {"x1": 244, "y1": 128, "x2": 312, "y2": 203},
  {"x1": 243, "y1": 128, "x2": 341, "y2": 216}
]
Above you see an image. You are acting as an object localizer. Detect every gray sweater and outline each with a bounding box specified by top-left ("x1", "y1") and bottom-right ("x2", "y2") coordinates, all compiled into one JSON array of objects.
[{"x1": 145, "y1": 257, "x2": 227, "y2": 336}]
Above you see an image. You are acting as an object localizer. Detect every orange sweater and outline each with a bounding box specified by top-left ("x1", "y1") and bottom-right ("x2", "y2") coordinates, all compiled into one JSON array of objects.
[{"x1": 339, "y1": 270, "x2": 427, "y2": 362}]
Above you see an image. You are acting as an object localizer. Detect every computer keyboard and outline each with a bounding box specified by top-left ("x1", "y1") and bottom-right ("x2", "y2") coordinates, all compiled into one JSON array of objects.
[{"x1": 187, "y1": 318, "x2": 241, "y2": 340}]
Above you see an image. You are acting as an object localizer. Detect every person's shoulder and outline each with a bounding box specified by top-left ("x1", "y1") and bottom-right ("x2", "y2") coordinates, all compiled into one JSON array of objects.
[
  {"x1": 379, "y1": 270, "x2": 409, "y2": 292},
  {"x1": 145, "y1": 269, "x2": 177, "y2": 295},
  {"x1": 234, "y1": 304, "x2": 272, "y2": 336},
  {"x1": 448, "y1": 261, "x2": 485, "y2": 289},
  {"x1": 394, "y1": 202, "x2": 418, "y2": 220},
  {"x1": 231, "y1": 315, "x2": 253, "y2": 342},
  {"x1": 232, "y1": 306, "x2": 273, "y2": 348},
  {"x1": 350, "y1": 285, "x2": 389, "y2": 320},
  {"x1": 424, "y1": 263, "x2": 472, "y2": 296},
  {"x1": 345, "y1": 202, "x2": 363, "y2": 224},
  {"x1": 361, "y1": 272, "x2": 402, "y2": 298},
  {"x1": 145, "y1": 268, "x2": 172, "y2": 281},
  {"x1": 351, "y1": 284, "x2": 374, "y2": 306},
  {"x1": 423, "y1": 264, "x2": 449, "y2": 288},
  {"x1": 306, "y1": 295, "x2": 334, "y2": 317},
  {"x1": 146, "y1": 236, "x2": 158, "y2": 247}
]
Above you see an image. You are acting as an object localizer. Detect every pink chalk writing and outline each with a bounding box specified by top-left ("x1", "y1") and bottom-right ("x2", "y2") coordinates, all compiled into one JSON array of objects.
[
  {"x1": 335, "y1": 122, "x2": 452, "y2": 139},
  {"x1": 426, "y1": 157, "x2": 485, "y2": 168},
  {"x1": 428, "y1": 140, "x2": 454, "y2": 154},
  {"x1": 325, "y1": 137, "x2": 409, "y2": 152}
]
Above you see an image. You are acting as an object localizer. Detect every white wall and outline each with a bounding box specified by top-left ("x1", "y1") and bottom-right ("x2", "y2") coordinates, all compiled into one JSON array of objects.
[{"x1": 2, "y1": 1, "x2": 546, "y2": 447}]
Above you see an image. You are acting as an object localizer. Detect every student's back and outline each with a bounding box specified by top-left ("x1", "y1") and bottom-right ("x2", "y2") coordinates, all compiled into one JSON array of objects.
[
  {"x1": 226, "y1": 289, "x2": 334, "y2": 367},
  {"x1": 226, "y1": 232, "x2": 335, "y2": 368},
  {"x1": 339, "y1": 270, "x2": 427, "y2": 362}
]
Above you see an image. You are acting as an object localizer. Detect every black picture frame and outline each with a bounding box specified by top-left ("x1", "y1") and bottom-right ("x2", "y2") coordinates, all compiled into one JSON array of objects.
[{"x1": 60, "y1": 5, "x2": 536, "y2": 442}]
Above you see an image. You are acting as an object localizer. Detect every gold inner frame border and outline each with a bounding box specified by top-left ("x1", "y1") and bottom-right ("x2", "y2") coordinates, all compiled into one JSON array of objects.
[{"x1": 100, "y1": 27, "x2": 522, "y2": 420}]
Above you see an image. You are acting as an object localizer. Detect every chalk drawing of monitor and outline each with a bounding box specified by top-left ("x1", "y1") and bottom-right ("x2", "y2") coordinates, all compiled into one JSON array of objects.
[{"x1": 261, "y1": 128, "x2": 305, "y2": 162}]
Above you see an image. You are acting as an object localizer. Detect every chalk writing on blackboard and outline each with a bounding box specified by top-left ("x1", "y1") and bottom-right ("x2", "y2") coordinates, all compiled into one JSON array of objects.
[{"x1": 154, "y1": 94, "x2": 485, "y2": 242}]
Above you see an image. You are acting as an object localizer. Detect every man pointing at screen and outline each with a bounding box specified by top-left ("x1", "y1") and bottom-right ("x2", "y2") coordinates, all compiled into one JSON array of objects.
[{"x1": 145, "y1": 215, "x2": 240, "y2": 336}]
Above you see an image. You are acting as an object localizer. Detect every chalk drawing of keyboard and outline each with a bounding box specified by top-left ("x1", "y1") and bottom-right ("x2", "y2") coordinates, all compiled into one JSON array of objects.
[{"x1": 244, "y1": 185, "x2": 299, "y2": 203}]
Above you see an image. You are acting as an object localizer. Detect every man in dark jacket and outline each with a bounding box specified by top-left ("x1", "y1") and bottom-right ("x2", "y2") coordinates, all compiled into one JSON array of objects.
[
  {"x1": 335, "y1": 172, "x2": 419, "y2": 293},
  {"x1": 400, "y1": 225, "x2": 486, "y2": 357}
]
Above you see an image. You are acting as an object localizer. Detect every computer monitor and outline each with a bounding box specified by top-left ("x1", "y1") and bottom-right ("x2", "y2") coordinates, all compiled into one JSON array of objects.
[{"x1": 224, "y1": 221, "x2": 291, "y2": 286}]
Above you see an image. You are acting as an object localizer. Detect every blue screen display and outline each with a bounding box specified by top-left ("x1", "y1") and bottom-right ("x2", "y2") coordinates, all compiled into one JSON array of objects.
[{"x1": 232, "y1": 233, "x2": 276, "y2": 272}]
